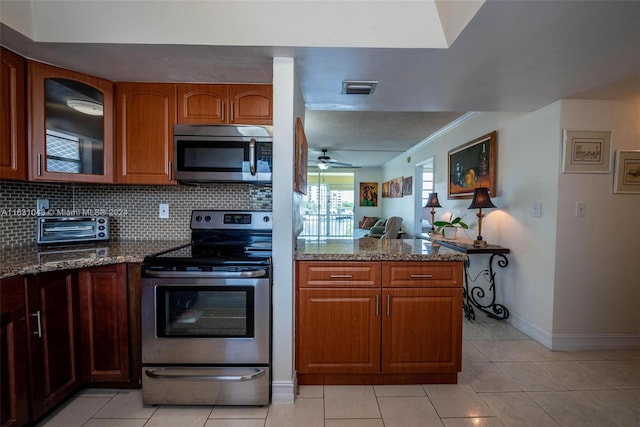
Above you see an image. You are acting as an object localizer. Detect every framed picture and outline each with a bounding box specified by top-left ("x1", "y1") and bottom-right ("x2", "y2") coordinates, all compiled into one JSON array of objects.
[
  {"x1": 613, "y1": 150, "x2": 640, "y2": 194},
  {"x1": 562, "y1": 130, "x2": 612, "y2": 173},
  {"x1": 381, "y1": 182, "x2": 389, "y2": 198},
  {"x1": 448, "y1": 131, "x2": 497, "y2": 199},
  {"x1": 402, "y1": 176, "x2": 413, "y2": 196},
  {"x1": 389, "y1": 177, "x2": 403, "y2": 198},
  {"x1": 294, "y1": 117, "x2": 308, "y2": 194},
  {"x1": 359, "y1": 182, "x2": 379, "y2": 206}
]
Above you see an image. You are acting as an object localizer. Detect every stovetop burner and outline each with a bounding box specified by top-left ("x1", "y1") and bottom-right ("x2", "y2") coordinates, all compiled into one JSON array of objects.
[{"x1": 143, "y1": 210, "x2": 272, "y2": 272}]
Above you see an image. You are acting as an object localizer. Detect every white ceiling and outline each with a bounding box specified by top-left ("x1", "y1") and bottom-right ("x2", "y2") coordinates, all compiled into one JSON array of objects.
[{"x1": 1, "y1": 0, "x2": 639, "y2": 168}]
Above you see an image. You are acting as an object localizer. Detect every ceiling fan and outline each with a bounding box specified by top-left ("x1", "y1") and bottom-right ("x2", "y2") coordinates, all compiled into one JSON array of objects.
[{"x1": 316, "y1": 149, "x2": 353, "y2": 170}]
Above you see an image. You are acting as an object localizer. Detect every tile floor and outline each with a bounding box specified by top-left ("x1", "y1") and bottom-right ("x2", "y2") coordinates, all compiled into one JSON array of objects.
[{"x1": 37, "y1": 316, "x2": 640, "y2": 427}]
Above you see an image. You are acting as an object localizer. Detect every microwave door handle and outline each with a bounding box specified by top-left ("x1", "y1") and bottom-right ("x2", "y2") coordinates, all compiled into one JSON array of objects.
[{"x1": 249, "y1": 138, "x2": 257, "y2": 175}]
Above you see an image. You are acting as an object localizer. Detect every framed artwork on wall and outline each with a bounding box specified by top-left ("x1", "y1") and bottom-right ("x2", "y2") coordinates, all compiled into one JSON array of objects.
[
  {"x1": 294, "y1": 117, "x2": 308, "y2": 194},
  {"x1": 359, "y1": 182, "x2": 379, "y2": 206},
  {"x1": 448, "y1": 131, "x2": 497, "y2": 199},
  {"x1": 382, "y1": 182, "x2": 389, "y2": 198},
  {"x1": 388, "y1": 177, "x2": 403, "y2": 198},
  {"x1": 402, "y1": 176, "x2": 413, "y2": 196},
  {"x1": 562, "y1": 130, "x2": 612, "y2": 174},
  {"x1": 613, "y1": 150, "x2": 640, "y2": 194}
]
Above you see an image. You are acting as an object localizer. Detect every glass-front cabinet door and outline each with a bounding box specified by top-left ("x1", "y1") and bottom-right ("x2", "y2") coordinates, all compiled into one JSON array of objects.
[{"x1": 29, "y1": 61, "x2": 114, "y2": 183}]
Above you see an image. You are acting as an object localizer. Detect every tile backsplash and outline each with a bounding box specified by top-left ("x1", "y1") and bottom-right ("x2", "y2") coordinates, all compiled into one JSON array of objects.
[{"x1": 0, "y1": 181, "x2": 272, "y2": 248}]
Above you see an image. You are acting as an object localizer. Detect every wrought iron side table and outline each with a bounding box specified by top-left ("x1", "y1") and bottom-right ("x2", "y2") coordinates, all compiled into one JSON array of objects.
[{"x1": 424, "y1": 236, "x2": 510, "y2": 321}]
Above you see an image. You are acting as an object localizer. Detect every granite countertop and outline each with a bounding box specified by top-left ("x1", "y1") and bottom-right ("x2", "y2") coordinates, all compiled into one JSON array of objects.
[
  {"x1": 0, "y1": 240, "x2": 188, "y2": 279},
  {"x1": 295, "y1": 238, "x2": 468, "y2": 262}
]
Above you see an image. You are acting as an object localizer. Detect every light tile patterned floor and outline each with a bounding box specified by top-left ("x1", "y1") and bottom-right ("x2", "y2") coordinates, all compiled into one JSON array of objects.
[{"x1": 37, "y1": 316, "x2": 640, "y2": 427}]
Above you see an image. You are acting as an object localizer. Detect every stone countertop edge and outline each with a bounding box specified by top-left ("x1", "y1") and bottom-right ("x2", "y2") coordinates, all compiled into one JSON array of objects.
[
  {"x1": 295, "y1": 238, "x2": 469, "y2": 262},
  {"x1": 0, "y1": 240, "x2": 189, "y2": 280}
]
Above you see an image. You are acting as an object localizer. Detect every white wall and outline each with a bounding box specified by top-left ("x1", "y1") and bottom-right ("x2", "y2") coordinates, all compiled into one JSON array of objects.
[
  {"x1": 382, "y1": 99, "x2": 640, "y2": 350},
  {"x1": 271, "y1": 57, "x2": 297, "y2": 403},
  {"x1": 553, "y1": 99, "x2": 640, "y2": 346}
]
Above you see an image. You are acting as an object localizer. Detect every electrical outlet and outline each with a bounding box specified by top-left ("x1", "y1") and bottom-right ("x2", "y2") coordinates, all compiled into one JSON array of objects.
[
  {"x1": 532, "y1": 202, "x2": 542, "y2": 218},
  {"x1": 159, "y1": 203, "x2": 169, "y2": 219},
  {"x1": 36, "y1": 199, "x2": 49, "y2": 216},
  {"x1": 575, "y1": 202, "x2": 586, "y2": 217}
]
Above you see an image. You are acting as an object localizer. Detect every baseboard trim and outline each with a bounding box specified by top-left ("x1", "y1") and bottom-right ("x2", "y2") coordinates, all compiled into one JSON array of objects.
[
  {"x1": 508, "y1": 314, "x2": 640, "y2": 351},
  {"x1": 271, "y1": 380, "x2": 296, "y2": 404},
  {"x1": 508, "y1": 313, "x2": 553, "y2": 348},
  {"x1": 549, "y1": 333, "x2": 640, "y2": 351}
]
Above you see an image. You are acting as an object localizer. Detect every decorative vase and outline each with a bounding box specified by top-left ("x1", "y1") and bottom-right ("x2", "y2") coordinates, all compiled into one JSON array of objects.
[{"x1": 442, "y1": 226, "x2": 457, "y2": 239}]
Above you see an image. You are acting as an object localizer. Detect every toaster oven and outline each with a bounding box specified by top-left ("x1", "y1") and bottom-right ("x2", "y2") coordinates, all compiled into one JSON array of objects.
[{"x1": 36, "y1": 216, "x2": 109, "y2": 245}]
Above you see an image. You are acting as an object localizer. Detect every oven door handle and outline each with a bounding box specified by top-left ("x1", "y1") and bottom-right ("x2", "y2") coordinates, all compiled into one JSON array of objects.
[
  {"x1": 144, "y1": 368, "x2": 265, "y2": 382},
  {"x1": 143, "y1": 270, "x2": 267, "y2": 278}
]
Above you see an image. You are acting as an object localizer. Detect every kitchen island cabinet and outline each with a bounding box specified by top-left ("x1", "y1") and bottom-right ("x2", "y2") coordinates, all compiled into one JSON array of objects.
[
  {"x1": 296, "y1": 254, "x2": 464, "y2": 385},
  {"x1": 25, "y1": 270, "x2": 82, "y2": 420},
  {"x1": 0, "y1": 276, "x2": 29, "y2": 427}
]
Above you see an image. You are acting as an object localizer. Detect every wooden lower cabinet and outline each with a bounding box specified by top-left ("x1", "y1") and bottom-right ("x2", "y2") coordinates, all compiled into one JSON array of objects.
[
  {"x1": 25, "y1": 270, "x2": 82, "y2": 421},
  {"x1": 296, "y1": 261, "x2": 463, "y2": 385},
  {"x1": 78, "y1": 264, "x2": 130, "y2": 383},
  {"x1": 382, "y1": 288, "x2": 462, "y2": 374},
  {"x1": 297, "y1": 288, "x2": 380, "y2": 374},
  {"x1": 0, "y1": 276, "x2": 29, "y2": 427}
]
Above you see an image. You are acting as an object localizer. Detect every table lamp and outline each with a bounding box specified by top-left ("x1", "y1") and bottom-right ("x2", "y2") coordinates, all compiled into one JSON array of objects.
[
  {"x1": 424, "y1": 193, "x2": 441, "y2": 233},
  {"x1": 468, "y1": 187, "x2": 496, "y2": 247}
]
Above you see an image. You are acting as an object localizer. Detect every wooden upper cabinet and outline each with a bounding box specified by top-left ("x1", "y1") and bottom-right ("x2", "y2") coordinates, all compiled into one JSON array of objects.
[
  {"x1": 116, "y1": 82, "x2": 176, "y2": 184},
  {"x1": 177, "y1": 84, "x2": 227, "y2": 124},
  {"x1": 0, "y1": 48, "x2": 27, "y2": 181},
  {"x1": 177, "y1": 83, "x2": 272, "y2": 125},
  {"x1": 229, "y1": 84, "x2": 272, "y2": 125},
  {"x1": 28, "y1": 61, "x2": 114, "y2": 183}
]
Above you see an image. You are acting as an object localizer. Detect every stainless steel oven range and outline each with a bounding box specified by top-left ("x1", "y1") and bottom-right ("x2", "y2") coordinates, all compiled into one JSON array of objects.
[{"x1": 141, "y1": 210, "x2": 272, "y2": 406}]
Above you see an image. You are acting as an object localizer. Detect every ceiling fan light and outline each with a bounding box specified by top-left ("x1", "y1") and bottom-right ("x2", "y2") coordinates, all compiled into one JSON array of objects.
[
  {"x1": 317, "y1": 162, "x2": 330, "y2": 170},
  {"x1": 341, "y1": 80, "x2": 378, "y2": 95}
]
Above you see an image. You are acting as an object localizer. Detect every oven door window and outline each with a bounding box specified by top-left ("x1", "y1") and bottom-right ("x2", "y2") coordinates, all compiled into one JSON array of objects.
[{"x1": 156, "y1": 286, "x2": 254, "y2": 338}]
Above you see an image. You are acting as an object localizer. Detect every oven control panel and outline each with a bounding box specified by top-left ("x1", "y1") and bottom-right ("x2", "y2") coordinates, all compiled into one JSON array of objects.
[{"x1": 190, "y1": 210, "x2": 272, "y2": 230}]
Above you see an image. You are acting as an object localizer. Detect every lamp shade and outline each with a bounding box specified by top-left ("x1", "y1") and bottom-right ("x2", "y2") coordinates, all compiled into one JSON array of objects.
[
  {"x1": 424, "y1": 192, "x2": 442, "y2": 208},
  {"x1": 468, "y1": 187, "x2": 496, "y2": 209}
]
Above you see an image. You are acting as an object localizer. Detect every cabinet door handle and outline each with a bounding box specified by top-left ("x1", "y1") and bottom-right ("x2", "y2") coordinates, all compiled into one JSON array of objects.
[
  {"x1": 329, "y1": 274, "x2": 353, "y2": 279},
  {"x1": 37, "y1": 154, "x2": 43, "y2": 176},
  {"x1": 230, "y1": 102, "x2": 234, "y2": 122},
  {"x1": 375, "y1": 294, "x2": 379, "y2": 317},
  {"x1": 386, "y1": 294, "x2": 390, "y2": 316},
  {"x1": 31, "y1": 311, "x2": 42, "y2": 337},
  {"x1": 410, "y1": 274, "x2": 433, "y2": 278},
  {"x1": 168, "y1": 161, "x2": 173, "y2": 181},
  {"x1": 221, "y1": 101, "x2": 225, "y2": 122}
]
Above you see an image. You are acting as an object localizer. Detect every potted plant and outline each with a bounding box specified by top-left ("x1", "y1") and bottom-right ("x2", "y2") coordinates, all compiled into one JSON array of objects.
[{"x1": 434, "y1": 214, "x2": 468, "y2": 239}]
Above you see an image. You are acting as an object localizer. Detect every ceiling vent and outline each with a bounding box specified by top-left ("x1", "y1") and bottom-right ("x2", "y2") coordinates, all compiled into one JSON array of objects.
[{"x1": 341, "y1": 80, "x2": 378, "y2": 95}]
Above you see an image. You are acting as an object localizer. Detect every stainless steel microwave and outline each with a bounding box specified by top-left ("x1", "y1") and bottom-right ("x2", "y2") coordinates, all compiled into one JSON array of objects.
[{"x1": 173, "y1": 124, "x2": 273, "y2": 184}]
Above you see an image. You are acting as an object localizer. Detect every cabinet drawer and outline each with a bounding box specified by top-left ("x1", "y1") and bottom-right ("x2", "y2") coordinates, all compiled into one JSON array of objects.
[
  {"x1": 297, "y1": 261, "x2": 380, "y2": 287},
  {"x1": 382, "y1": 262, "x2": 462, "y2": 287}
]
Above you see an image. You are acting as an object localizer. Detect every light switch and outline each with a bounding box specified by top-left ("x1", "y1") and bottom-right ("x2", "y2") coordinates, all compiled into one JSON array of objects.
[{"x1": 532, "y1": 202, "x2": 542, "y2": 218}]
